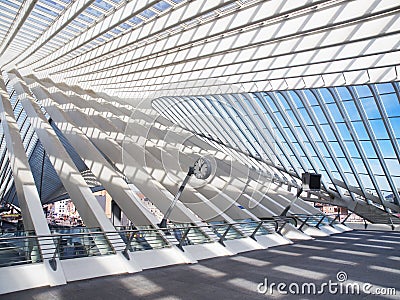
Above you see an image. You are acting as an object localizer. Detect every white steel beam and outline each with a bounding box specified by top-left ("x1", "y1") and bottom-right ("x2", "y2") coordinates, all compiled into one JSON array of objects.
[
  {"x1": 29, "y1": 81, "x2": 160, "y2": 226},
  {"x1": 0, "y1": 76, "x2": 67, "y2": 286},
  {"x1": 0, "y1": 77, "x2": 48, "y2": 233},
  {"x1": 8, "y1": 70, "x2": 117, "y2": 232}
]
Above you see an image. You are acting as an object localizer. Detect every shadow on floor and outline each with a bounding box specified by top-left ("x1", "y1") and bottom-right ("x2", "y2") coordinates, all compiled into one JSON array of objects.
[{"x1": 1, "y1": 230, "x2": 399, "y2": 299}]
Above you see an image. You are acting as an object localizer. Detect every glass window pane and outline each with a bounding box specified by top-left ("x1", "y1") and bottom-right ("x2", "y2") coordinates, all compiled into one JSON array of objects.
[
  {"x1": 316, "y1": 143, "x2": 330, "y2": 157},
  {"x1": 385, "y1": 159, "x2": 400, "y2": 176},
  {"x1": 343, "y1": 101, "x2": 361, "y2": 121},
  {"x1": 336, "y1": 123, "x2": 351, "y2": 140},
  {"x1": 344, "y1": 174, "x2": 358, "y2": 186},
  {"x1": 327, "y1": 103, "x2": 343, "y2": 122},
  {"x1": 295, "y1": 127, "x2": 307, "y2": 142},
  {"x1": 307, "y1": 126, "x2": 321, "y2": 142},
  {"x1": 377, "y1": 83, "x2": 395, "y2": 94},
  {"x1": 361, "y1": 97, "x2": 381, "y2": 119},
  {"x1": 298, "y1": 108, "x2": 313, "y2": 125},
  {"x1": 355, "y1": 85, "x2": 372, "y2": 98},
  {"x1": 353, "y1": 158, "x2": 367, "y2": 174},
  {"x1": 321, "y1": 124, "x2": 335, "y2": 141},
  {"x1": 276, "y1": 92, "x2": 290, "y2": 110},
  {"x1": 360, "y1": 174, "x2": 374, "y2": 189},
  {"x1": 325, "y1": 157, "x2": 336, "y2": 171},
  {"x1": 330, "y1": 142, "x2": 344, "y2": 157},
  {"x1": 389, "y1": 117, "x2": 400, "y2": 137},
  {"x1": 336, "y1": 87, "x2": 352, "y2": 100},
  {"x1": 290, "y1": 91, "x2": 304, "y2": 108},
  {"x1": 265, "y1": 94, "x2": 278, "y2": 112},
  {"x1": 381, "y1": 93, "x2": 400, "y2": 117},
  {"x1": 369, "y1": 159, "x2": 384, "y2": 175},
  {"x1": 361, "y1": 141, "x2": 377, "y2": 158},
  {"x1": 286, "y1": 110, "x2": 300, "y2": 126},
  {"x1": 312, "y1": 106, "x2": 327, "y2": 123},
  {"x1": 375, "y1": 175, "x2": 390, "y2": 192},
  {"x1": 345, "y1": 141, "x2": 360, "y2": 158},
  {"x1": 320, "y1": 88, "x2": 334, "y2": 103},
  {"x1": 392, "y1": 176, "x2": 400, "y2": 190},
  {"x1": 338, "y1": 157, "x2": 351, "y2": 172},
  {"x1": 352, "y1": 121, "x2": 369, "y2": 140},
  {"x1": 378, "y1": 140, "x2": 396, "y2": 158},
  {"x1": 303, "y1": 90, "x2": 318, "y2": 106},
  {"x1": 369, "y1": 119, "x2": 389, "y2": 139}
]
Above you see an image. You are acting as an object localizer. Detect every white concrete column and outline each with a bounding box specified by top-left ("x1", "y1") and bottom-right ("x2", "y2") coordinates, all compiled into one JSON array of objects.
[
  {"x1": 29, "y1": 83, "x2": 159, "y2": 226},
  {"x1": 0, "y1": 76, "x2": 67, "y2": 286},
  {"x1": 0, "y1": 78, "x2": 47, "y2": 233},
  {"x1": 7, "y1": 71, "x2": 116, "y2": 233},
  {"x1": 35, "y1": 82, "x2": 249, "y2": 223},
  {"x1": 30, "y1": 80, "x2": 198, "y2": 224}
]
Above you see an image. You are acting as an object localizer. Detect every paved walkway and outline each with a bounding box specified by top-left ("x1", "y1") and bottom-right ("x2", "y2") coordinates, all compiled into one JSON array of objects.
[{"x1": 2, "y1": 230, "x2": 399, "y2": 299}]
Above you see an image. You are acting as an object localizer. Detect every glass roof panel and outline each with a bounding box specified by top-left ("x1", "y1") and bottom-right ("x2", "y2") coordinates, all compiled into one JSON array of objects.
[
  {"x1": 152, "y1": 82, "x2": 400, "y2": 206},
  {"x1": 36, "y1": 4, "x2": 59, "y2": 17},
  {"x1": 153, "y1": 1, "x2": 172, "y2": 12},
  {"x1": 94, "y1": 0, "x2": 113, "y2": 12},
  {"x1": 86, "y1": 7, "x2": 103, "y2": 18},
  {"x1": 140, "y1": 9, "x2": 157, "y2": 19}
]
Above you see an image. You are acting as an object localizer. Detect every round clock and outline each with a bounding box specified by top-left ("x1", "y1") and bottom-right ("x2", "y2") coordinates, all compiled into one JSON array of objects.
[{"x1": 193, "y1": 157, "x2": 212, "y2": 179}]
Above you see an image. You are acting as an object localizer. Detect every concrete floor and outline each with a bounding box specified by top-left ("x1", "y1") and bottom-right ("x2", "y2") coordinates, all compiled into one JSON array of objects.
[{"x1": 1, "y1": 230, "x2": 399, "y2": 299}]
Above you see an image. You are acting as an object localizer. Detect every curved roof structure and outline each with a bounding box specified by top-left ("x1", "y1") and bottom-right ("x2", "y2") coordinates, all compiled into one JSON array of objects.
[
  {"x1": 0, "y1": 0, "x2": 399, "y2": 222},
  {"x1": 0, "y1": 0, "x2": 398, "y2": 95}
]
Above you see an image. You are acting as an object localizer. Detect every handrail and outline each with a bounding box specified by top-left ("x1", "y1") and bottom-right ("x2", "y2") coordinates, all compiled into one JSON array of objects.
[
  {"x1": 0, "y1": 220, "x2": 288, "y2": 245},
  {"x1": 0, "y1": 219, "x2": 292, "y2": 266},
  {"x1": 0, "y1": 220, "x2": 285, "y2": 239},
  {"x1": 261, "y1": 216, "x2": 298, "y2": 227},
  {"x1": 290, "y1": 213, "x2": 343, "y2": 229}
]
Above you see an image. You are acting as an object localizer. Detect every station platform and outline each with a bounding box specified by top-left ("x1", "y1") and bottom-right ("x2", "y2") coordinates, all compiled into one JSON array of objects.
[{"x1": 2, "y1": 230, "x2": 399, "y2": 299}]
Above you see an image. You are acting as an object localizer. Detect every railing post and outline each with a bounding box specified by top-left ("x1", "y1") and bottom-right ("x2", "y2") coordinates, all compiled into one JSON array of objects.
[
  {"x1": 329, "y1": 215, "x2": 340, "y2": 227},
  {"x1": 250, "y1": 222, "x2": 264, "y2": 240},
  {"x1": 341, "y1": 213, "x2": 352, "y2": 225},
  {"x1": 176, "y1": 228, "x2": 191, "y2": 251},
  {"x1": 49, "y1": 236, "x2": 61, "y2": 271},
  {"x1": 316, "y1": 216, "x2": 326, "y2": 228},
  {"x1": 218, "y1": 225, "x2": 232, "y2": 246},
  {"x1": 389, "y1": 216, "x2": 395, "y2": 231},
  {"x1": 122, "y1": 231, "x2": 136, "y2": 260},
  {"x1": 298, "y1": 217, "x2": 309, "y2": 232},
  {"x1": 277, "y1": 218, "x2": 288, "y2": 234}
]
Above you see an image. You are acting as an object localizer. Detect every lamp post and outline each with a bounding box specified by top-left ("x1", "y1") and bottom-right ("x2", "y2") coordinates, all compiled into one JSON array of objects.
[{"x1": 159, "y1": 157, "x2": 212, "y2": 228}]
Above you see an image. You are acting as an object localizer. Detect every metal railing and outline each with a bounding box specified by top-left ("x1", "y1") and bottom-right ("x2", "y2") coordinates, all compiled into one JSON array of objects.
[
  {"x1": 50, "y1": 229, "x2": 115, "y2": 260},
  {"x1": 118, "y1": 226, "x2": 170, "y2": 259},
  {"x1": 167, "y1": 223, "x2": 212, "y2": 250},
  {"x1": 260, "y1": 216, "x2": 298, "y2": 234},
  {"x1": 234, "y1": 219, "x2": 275, "y2": 238},
  {"x1": 0, "y1": 228, "x2": 115, "y2": 269},
  {"x1": 0, "y1": 231, "x2": 41, "y2": 268},
  {"x1": 291, "y1": 214, "x2": 339, "y2": 230},
  {"x1": 0, "y1": 218, "x2": 297, "y2": 267},
  {"x1": 208, "y1": 221, "x2": 244, "y2": 244}
]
